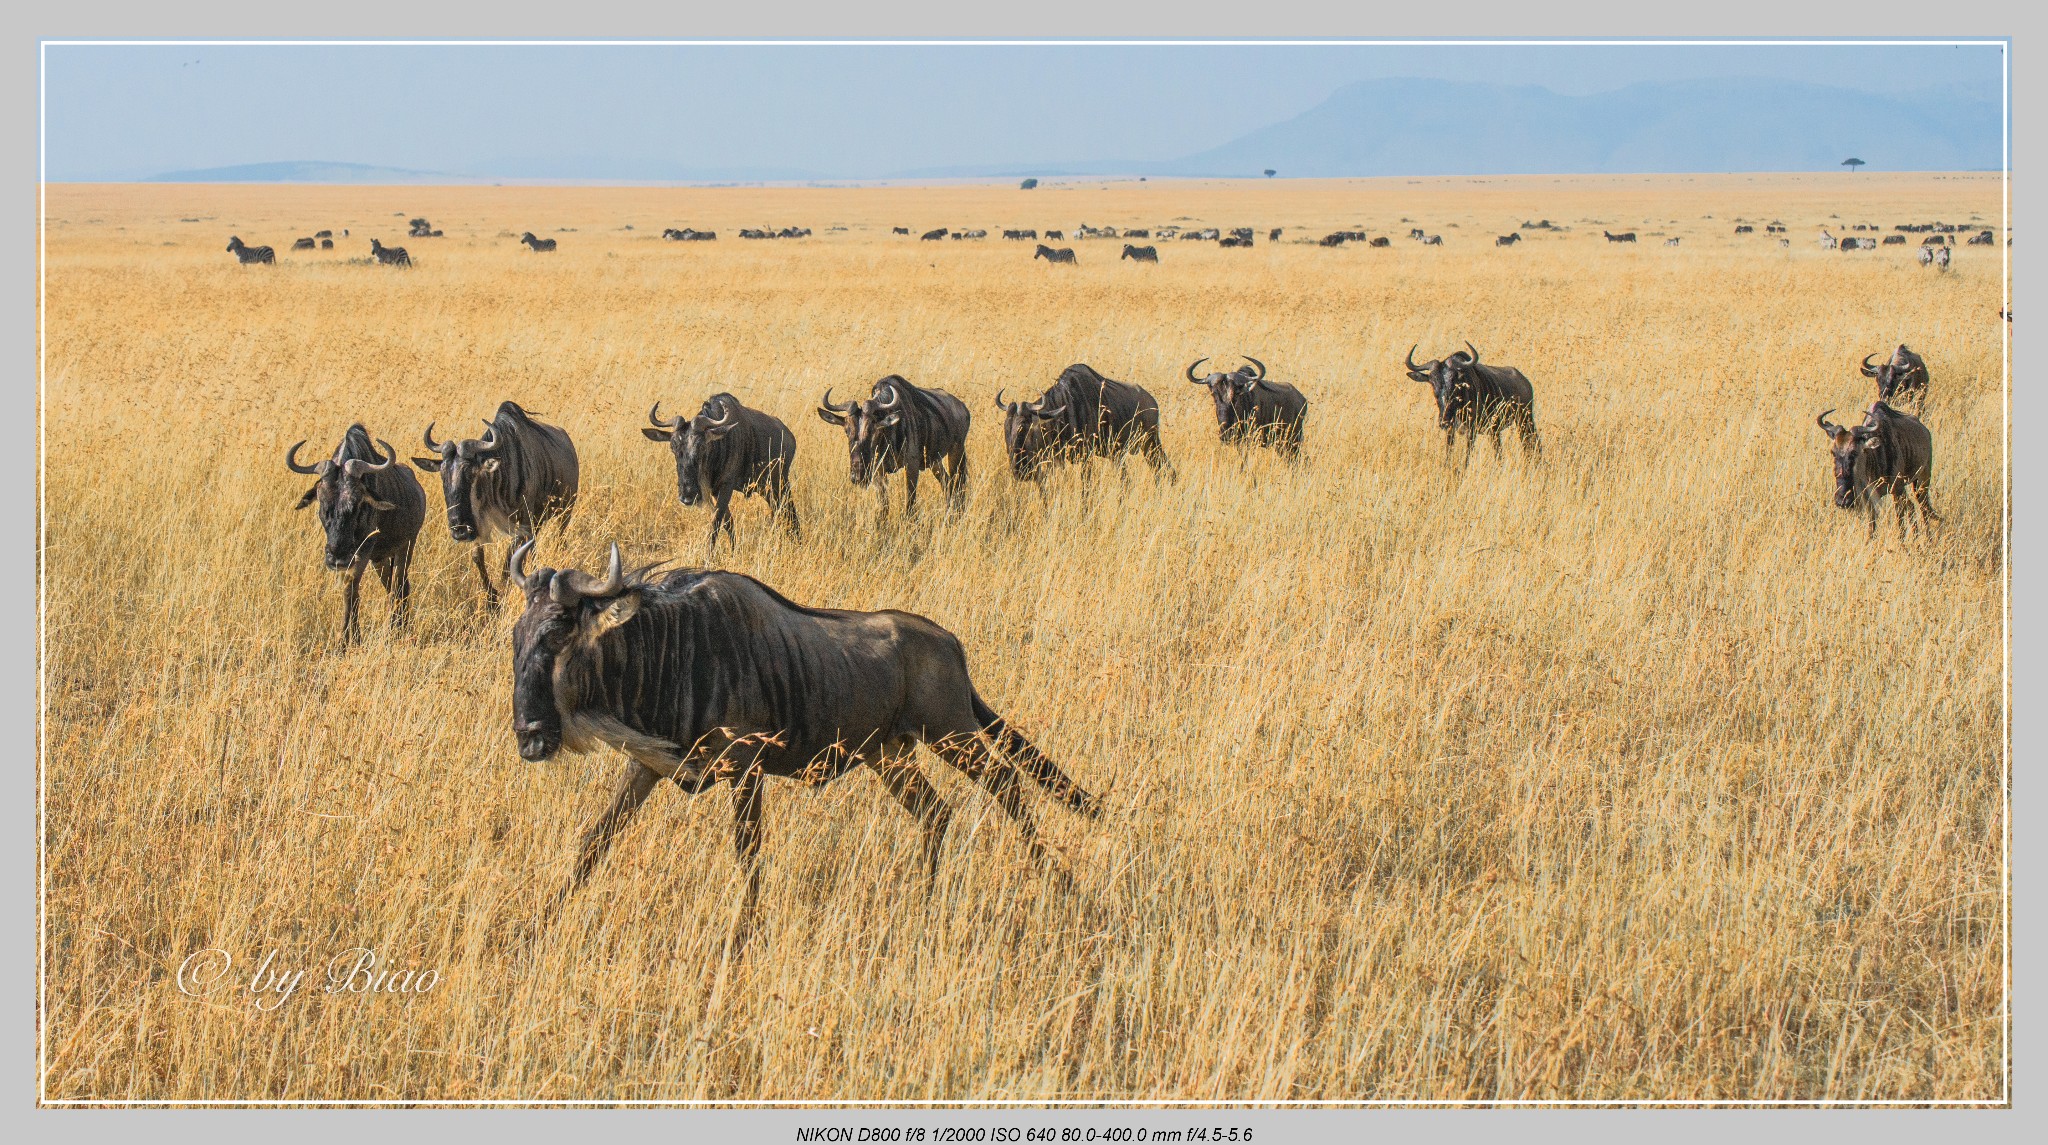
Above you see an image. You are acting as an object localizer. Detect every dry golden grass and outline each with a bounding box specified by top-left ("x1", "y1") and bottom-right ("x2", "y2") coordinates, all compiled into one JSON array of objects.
[{"x1": 41, "y1": 174, "x2": 2006, "y2": 1103}]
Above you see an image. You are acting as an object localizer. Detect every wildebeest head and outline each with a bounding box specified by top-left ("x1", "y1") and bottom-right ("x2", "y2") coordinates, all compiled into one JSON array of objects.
[
  {"x1": 289, "y1": 433, "x2": 401, "y2": 570},
  {"x1": 1405, "y1": 343, "x2": 1479, "y2": 428},
  {"x1": 994, "y1": 388, "x2": 1070, "y2": 479},
  {"x1": 643, "y1": 397, "x2": 739, "y2": 506},
  {"x1": 1816, "y1": 408, "x2": 1886, "y2": 509},
  {"x1": 816, "y1": 379, "x2": 908, "y2": 486},
  {"x1": 1186, "y1": 355, "x2": 1268, "y2": 432},
  {"x1": 411, "y1": 419, "x2": 507, "y2": 542},
  {"x1": 506, "y1": 540, "x2": 640, "y2": 762}
]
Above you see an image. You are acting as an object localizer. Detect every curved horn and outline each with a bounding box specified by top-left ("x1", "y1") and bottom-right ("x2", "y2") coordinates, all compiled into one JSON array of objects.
[
  {"x1": 551, "y1": 542, "x2": 625, "y2": 604},
  {"x1": 1035, "y1": 403, "x2": 1068, "y2": 420},
  {"x1": 1464, "y1": 341, "x2": 1480, "y2": 366},
  {"x1": 648, "y1": 401, "x2": 680, "y2": 429},
  {"x1": 1186, "y1": 357, "x2": 1210, "y2": 384},
  {"x1": 1816, "y1": 408, "x2": 1843, "y2": 435},
  {"x1": 1241, "y1": 355, "x2": 1266, "y2": 380},
  {"x1": 1405, "y1": 344, "x2": 1423, "y2": 374},
  {"x1": 993, "y1": 388, "x2": 1009, "y2": 411},
  {"x1": 477, "y1": 420, "x2": 501, "y2": 451},
  {"x1": 874, "y1": 378, "x2": 904, "y2": 410},
  {"x1": 365, "y1": 438, "x2": 399, "y2": 470},
  {"x1": 285, "y1": 440, "x2": 323, "y2": 474},
  {"x1": 701, "y1": 400, "x2": 738, "y2": 431},
  {"x1": 422, "y1": 422, "x2": 443, "y2": 451},
  {"x1": 820, "y1": 386, "x2": 852, "y2": 414},
  {"x1": 506, "y1": 536, "x2": 538, "y2": 590},
  {"x1": 1860, "y1": 353, "x2": 1880, "y2": 377}
]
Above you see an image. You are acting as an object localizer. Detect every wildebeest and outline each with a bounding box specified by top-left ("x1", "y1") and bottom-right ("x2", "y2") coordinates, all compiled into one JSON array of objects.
[
  {"x1": 1603, "y1": 230, "x2": 1637, "y2": 243},
  {"x1": 1496, "y1": 234, "x2": 1521, "y2": 246},
  {"x1": 520, "y1": 232, "x2": 558, "y2": 252},
  {"x1": 1183, "y1": 228, "x2": 1219, "y2": 241},
  {"x1": 1735, "y1": 225, "x2": 1755, "y2": 234},
  {"x1": 1218, "y1": 236, "x2": 1251, "y2": 248},
  {"x1": 955, "y1": 229, "x2": 988, "y2": 240},
  {"x1": 663, "y1": 227, "x2": 716, "y2": 241},
  {"x1": 1883, "y1": 234, "x2": 1907, "y2": 245},
  {"x1": 1861, "y1": 345, "x2": 1929, "y2": 404},
  {"x1": 740, "y1": 228, "x2": 773, "y2": 240},
  {"x1": 893, "y1": 226, "x2": 911, "y2": 235},
  {"x1": 1841, "y1": 237, "x2": 1875, "y2": 251},
  {"x1": 1969, "y1": 230, "x2": 1996, "y2": 245},
  {"x1": 1125, "y1": 229, "x2": 1150, "y2": 239},
  {"x1": 1034, "y1": 244, "x2": 1077, "y2": 264},
  {"x1": 314, "y1": 230, "x2": 333, "y2": 239},
  {"x1": 1044, "y1": 230, "x2": 1064, "y2": 240},
  {"x1": 1319, "y1": 233, "x2": 1349, "y2": 247},
  {"x1": 1228, "y1": 228, "x2": 1254, "y2": 242},
  {"x1": 1816, "y1": 402, "x2": 1938, "y2": 538},
  {"x1": 1767, "y1": 224, "x2": 1786, "y2": 234},
  {"x1": 502, "y1": 539, "x2": 1102, "y2": 909},
  {"x1": 777, "y1": 227, "x2": 813, "y2": 238},
  {"x1": 225, "y1": 236, "x2": 274, "y2": 264},
  {"x1": 817, "y1": 375, "x2": 971, "y2": 516},
  {"x1": 644, "y1": 394, "x2": 798, "y2": 549},
  {"x1": 1121, "y1": 244, "x2": 1159, "y2": 263},
  {"x1": 412, "y1": 401, "x2": 579, "y2": 607},
  {"x1": 320, "y1": 239, "x2": 334, "y2": 249},
  {"x1": 408, "y1": 217, "x2": 433, "y2": 237},
  {"x1": 1403, "y1": 342, "x2": 1541, "y2": 462},
  {"x1": 920, "y1": 228, "x2": 948, "y2": 241},
  {"x1": 1409, "y1": 228, "x2": 1427, "y2": 240},
  {"x1": 1185, "y1": 355, "x2": 1308, "y2": 458},
  {"x1": 292, "y1": 237, "x2": 316, "y2": 250},
  {"x1": 1368, "y1": 236, "x2": 1391, "y2": 248},
  {"x1": 1269, "y1": 228, "x2": 1283, "y2": 241},
  {"x1": 368, "y1": 239, "x2": 410, "y2": 267},
  {"x1": 994, "y1": 363, "x2": 1174, "y2": 483},
  {"x1": 286, "y1": 426, "x2": 425, "y2": 646},
  {"x1": 1003, "y1": 229, "x2": 1038, "y2": 240}
]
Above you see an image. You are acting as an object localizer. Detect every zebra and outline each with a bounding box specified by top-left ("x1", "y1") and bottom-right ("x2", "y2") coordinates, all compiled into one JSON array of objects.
[
  {"x1": 520, "y1": 232, "x2": 558, "y2": 252},
  {"x1": 1034, "y1": 244, "x2": 1077, "y2": 264},
  {"x1": 225, "y1": 236, "x2": 275, "y2": 265},
  {"x1": 368, "y1": 239, "x2": 411, "y2": 267}
]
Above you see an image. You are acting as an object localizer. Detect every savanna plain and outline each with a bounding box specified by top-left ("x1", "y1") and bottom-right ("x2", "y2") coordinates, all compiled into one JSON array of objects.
[{"x1": 41, "y1": 175, "x2": 2007, "y2": 1102}]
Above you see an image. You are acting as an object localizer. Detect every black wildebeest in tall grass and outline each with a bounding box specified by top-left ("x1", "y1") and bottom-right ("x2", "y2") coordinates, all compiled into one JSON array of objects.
[
  {"x1": 644, "y1": 394, "x2": 799, "y2": 550},
  {"x1": 520, "y1": 232, "x2": 558, "y2": 252},
  {"x1": 225, "y1": 236, "x2": 274, "y2": 264},
  {"x1": 817, "y1": 376, "x2": 970, "y2": 516},
  {"x1": 504, "y1": 540, "x2": 1102, "y2": 911},
  {"x1": 1404, "y1": 343, "x2": 1541, "y2": 462},
  {"x1": 1185, "y1": 356, "x2": 1308, "y2": 459},
  {"x1": 1603, "y1": 230, "x2": 1638, "y2": 243},
  {"x1": 286, "y1": 426, "x2": 425, "y2": 646},
  {"x1": 292, "y1": 237, "x2": 317, "y2": 250},
  {"x1": 1034, "y1": 244, "x2": 1077, "y2": 264},
  {"x1": 1861, "y1": 345, "x2": 1930, "y2": 405},
  {"x1": 412, "y1": 401, "x2": 579, "y2": 607},
  {"x1": 368, "y1": 239, "x2": 411, "y2": 267},
  {"x1": 1121, "y1": 244, "x2": 1158, "y2": 263},
  {"x1": 995, "y1": 363, "x2": 1174, "y2": 484},
  {"x1": 1817, "y1": 402, "x2": 1938, "y2": 538},
  {"x1": 920, "y1": 228, "x2": 948, "y2": 241}
]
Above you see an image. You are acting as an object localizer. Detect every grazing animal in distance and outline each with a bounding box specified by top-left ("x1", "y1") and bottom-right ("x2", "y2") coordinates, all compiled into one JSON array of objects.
[
  {"x1": 1003, "y1": 229, "x2": 1038, "y2": 240},
  {"x1": 225, "y1": 236, "x2": 274, "y2": 264},
  {"x1": 644, "y1": 394, "x2": 799, "y2": 550},
  {"x1": 1861, "y1": 345, "x2": 1929, "y2": 404},
  {"x1": 1883, "y1": 234, "x2": 1906, "y2": 245},
  {"x1": 412, "y1": 401, "x2": 579, "y2": 607},
  {"x1": 1816, "y1": 402, "x2": 1937, "y2": 538},
  {"x1": 892, "y1": 226, "x2": 910, "y2": 235},
  {"x1": 314, "y1": 230, "x2": 333, "y2": 238},
  {"x1": 1124, "y1": 229, "x2": 1150, "y2": 239},
  {"x1": 1496, "y1": 234, "x2": 1521, "y2": 246},
  {"x1": 368, "y1": 239, "x2": 410, "y2": 267},
  {"x1": 920, "y1": 228, "x2": 948, "y2": 241},
  {"x1": 1368, "y1": 236, "x2": 1391, "y2": 247},
  {"x1": 1665, "y1": 237, "x2": 1681, "y2": 246},
  {"x1": 520, "y1": 232, "x2": 558, "y2": 252},
  {"x1": 1409, "y1": 228, "x2": 1427, "y2": 240},
  {"x1": 817, "y1": 375, "x2": 971, "y2": 516},
  {"x1": 995, "y1": 363, "x2": 1174, "y2": 484},
  {"x1": 1420, "y1": 234, "x2": 1443, "y2": 245},
  {"x1": 292, "y1": 237, "x2": 316, "y2": 250},
  {"x1": 1404, "y1": 342, "x2": 1541, "y2": 462},
  {"x1": 1603, "y1": 230, "x2": 1637, "y2": 243},
  {"x1": 1319, "y1": 233, "x2": 1349, "y2": 247},
  {"x1": 1034, "y1": 244, "x2": 1077, "y2": 264},
  {"x1": 502, "y1": 539, "x2": 1102, "y2": 911},
  {"x1": 1735, "y1": 225, "x2": 1755, "y2": 234},
  {"x1": 320, "y1": 239, "x2": 333, "y2": 249},
  {"x1": 1269, "y1": 228, "x2": 1283, "y2": 241},
  {"x1": 1186, "y1": 356, "x2": 1308, "y2": 458},
  {"x1": 1820, "y1": 230, "x2": 1839, "y2": 250},
  {"x1": 286, "y1": 426, "x2": 425, "y2": 647},
  {"x1": 1218, "y1": 236, "x2": 1251, "y2": 248},
  {"x1": 1044, "y1": 229, "x2": 1064, "y2": 240},
  {"x1": 1969, "y1": 229, "x2": 1996, "y2": 245},
  {"x1": 1121, "y1": 244, "x2": 1158, "y2": 263},
  {"x1": 1935, "y1": 246, "x2": 1952, "y2": 271}
]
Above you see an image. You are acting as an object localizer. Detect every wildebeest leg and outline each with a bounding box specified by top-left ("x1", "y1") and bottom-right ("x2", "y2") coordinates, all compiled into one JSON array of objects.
[
  {"x1": 869, "y1": 754, "x2": 952, "y2": 881},
  {"x1": 970, "y1": 693, "x2": 1101, "y2": 818},
  {"x1": 730, "y1": 763, "x2": 765, "y2": 948},
  {"x1": 903, "y1": 464, "x2": 921, "y2": 517},
  {"x1": 1913, "y1": 480, "x2": 1942, "y2": 529},
  {"x1": 933, "y1": 737, "x2": 1050, "y2": 866},
  {"x1": 471, "y1": 546, "x2": 501, "y2": 609},
  {"x1": 945, "y1": 449, "x2": 969, "y2": 509},
  {"x1": 1443, "y1": 427, "x2": 1457, "y2": 463},
  {"x1": 1519, "y1": 409, "x2": 1543, "y2": 459},
  {"x1": 341, "y1": 559, "x2": 368, "y2": 647},
  {"x1": 556, "y1": 761, "x2": 662, "y2": 909},
  {"x1": 709, "y1": 490, "x2": 736, "y2": 552}
]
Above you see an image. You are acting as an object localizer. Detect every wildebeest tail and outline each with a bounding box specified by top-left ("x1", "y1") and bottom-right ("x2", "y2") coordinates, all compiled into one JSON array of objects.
[{"x1": 971, "y1": 691, "x2": 1101, "y2": 818}]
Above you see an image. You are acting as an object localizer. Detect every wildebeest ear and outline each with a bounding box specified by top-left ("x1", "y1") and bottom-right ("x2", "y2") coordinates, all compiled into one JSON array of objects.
[
  {"x1": 411, "y1": 455, "x2": 443, "y2": 472},
  {"x1": 1862, "y1": 436, "x2": 1883, "y2": 451},
  {"x1": 816, "y1": 406, "x2": 847, "y2": 426},
  {"x1": 701, "y1": 420, "x2": 736, "y2": 440},
  {"x1": 642, "y1": 427, "x2": 674, "y2": 442},
  {"x1": 295, "y1": 485, "x2": 318, "y2": 510},
  {"x1": 365, "y1": 497, "x2": 396, "y2": 511},
  {"x1": 586, "y1": 591, "x2": 641, "y2": 637},
  {"x1": 879, "y1": 412, "x2": 903, "y2": 427}
]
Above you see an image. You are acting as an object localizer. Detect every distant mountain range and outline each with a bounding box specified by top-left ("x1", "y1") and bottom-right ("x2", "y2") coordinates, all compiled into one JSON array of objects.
[{"x1": 138, "y1": 77, "x2": 2002, "y2": 185}]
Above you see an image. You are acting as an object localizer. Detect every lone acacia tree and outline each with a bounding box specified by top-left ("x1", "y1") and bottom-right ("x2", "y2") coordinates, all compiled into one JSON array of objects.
[
  {"x1": 1020, "y1": 177, "x2": 1039, "y2": 190},
  {"x1": 1264, "y1": 168, "x2": 1277, "y2": 178},
  {"x1": 1842, "y1": 158, "x2": 1866, "y2": 172}
]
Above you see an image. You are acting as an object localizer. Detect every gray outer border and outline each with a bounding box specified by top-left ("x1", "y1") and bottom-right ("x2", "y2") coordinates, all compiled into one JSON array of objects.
[{"x1": 11, "y1": 0, "x2": 2034, "y2": 1139}]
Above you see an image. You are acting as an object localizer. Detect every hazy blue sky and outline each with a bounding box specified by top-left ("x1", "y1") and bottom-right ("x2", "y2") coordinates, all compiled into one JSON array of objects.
[{"x1": 43, "y1": 42, "x2": 2004, "y2": 180}]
